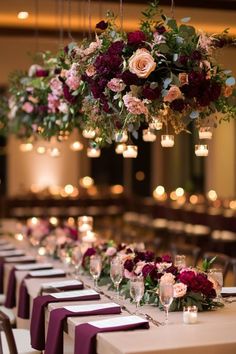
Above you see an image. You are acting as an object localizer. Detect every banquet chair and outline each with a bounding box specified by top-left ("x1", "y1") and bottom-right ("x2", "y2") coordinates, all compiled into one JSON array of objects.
[
  {"x1": 0, "y1": 311, "x2": 41, "y2": 354},
  {"x1": 202, "y1": 252, "x2": 230, "y2": 281}
]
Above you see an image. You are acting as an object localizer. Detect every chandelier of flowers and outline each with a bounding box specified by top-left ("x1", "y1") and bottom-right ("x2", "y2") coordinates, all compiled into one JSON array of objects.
[{"x1": 2, "y1": 1, "x2": 236, "y2": 158}]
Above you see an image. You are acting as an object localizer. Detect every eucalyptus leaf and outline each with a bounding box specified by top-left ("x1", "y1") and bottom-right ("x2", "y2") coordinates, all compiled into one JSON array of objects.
[
  {"x1": 190, "y1": 111, "x2": 199, "y2": 119},
  {"x1": 181, "y1": 17, "x2": 191, "y2": 23},
  {"x1": 226, "y1": 77, "x2": 235, "y2": 86}
]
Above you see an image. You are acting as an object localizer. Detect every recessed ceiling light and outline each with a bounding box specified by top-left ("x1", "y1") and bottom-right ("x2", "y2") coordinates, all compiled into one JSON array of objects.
[{"x1": 17, "y1": 11, "x2": 29, "y2": 20}]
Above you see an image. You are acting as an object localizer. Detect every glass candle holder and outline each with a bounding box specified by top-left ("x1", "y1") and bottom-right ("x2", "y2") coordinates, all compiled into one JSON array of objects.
[
  {"x1": 142, "y1": 128, "x2": 157, "y2": 142},
  {"x1": 82, "y1": 129, "x2": 96, "y2": 139},
  {"x1": 149, "y1": 117, "x2": 163, "y2": 130},
  {"x1": 115, "y1": 131, "x2": 128, "y2": 143},
  {"x1": 174, "y1": 255, "x2": 186, "y2": 270},
  {"x1": 78, "y1": 216, "x2": 93, "y2": 232},
  {"x1": 195, "y1": 144, "x2": 208, "y2": 157},
  {"x1": 115, "y1": 143, "x2": 127, "y2": 154},
  {"x1": 199, "y1": 127, "x2": 212, "y2": 140},
  {"x1": 87, "y1": 147, "x2": 101, "y2": 158},
  {"x1": 123, "y1": 145, "x2": 138, "y2": 158},
  {"x1": 161, "y1": 135, "x2": 174, "y2": 148},
  {"x1": 70, "y1": 141, "x2": 84, "y2": 151},
  {"x1": 183, "y1": 306, "x2": 198, "y2": 324}
]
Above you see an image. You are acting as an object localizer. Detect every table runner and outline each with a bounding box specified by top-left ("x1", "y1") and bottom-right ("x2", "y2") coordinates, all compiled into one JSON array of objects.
[
  {"x1": 17, "y1": 269, "x2": 66, "y2": 319},
  {"x1": 74, "y1": 316, "x2": 149, "y2": 354},
  {"x1": 31, "y1": 291, "x2": 102, "y2": 351},
  {"x1": 5, "y1": 263, "x2": 53, "y2": 308}
]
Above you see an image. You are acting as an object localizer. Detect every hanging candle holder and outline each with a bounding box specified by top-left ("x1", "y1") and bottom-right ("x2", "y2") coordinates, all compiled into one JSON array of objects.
[
  {"x1": 115, "y1": 130, "x2": 128, "y2": 143},
  {"x1": 115, "y1": 143, "x2": 127, "y2": 154},
  {"x1": 70, "y1": 141, "x2": 84, "y2": 151},
  {"x1": 198, "y1": 127, "x2": 213, "y2": 140},
  {"x1": 195, "y1": 144, "x2": 209, "y2": 157},
  {"x1": 149, "y1": 117, "x2": 163, "y2": 130},
  {"x1": 48, "y1": 147, "x2": 61, "y2": 158},
  {"x1": 82, "y1": 129, "x2": 96, "y2": 139},
  {"x1": 161, "y1": 134, "x2": 175, "y2": 147},
  {"x1": 142, "y1": 128, "x2": 157, "y2": 142},
  {"x1": 123, "y1": 145, "x2": 138, "y2": 158}
]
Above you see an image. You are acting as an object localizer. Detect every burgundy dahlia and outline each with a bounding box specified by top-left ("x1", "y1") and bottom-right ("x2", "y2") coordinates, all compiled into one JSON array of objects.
[
  {"x1": 96, "y1": 20, "x2": 108, "y2": 30},
  {"x1": 124, "y1": 259, "x2": 134, "y2": 272},
  {"x1": 156, "y1": 25, "x2": 166, "y2": 34},
  {"x1": 127, "y1": 30, "x2": 146, "y2": 46},
  {"x1": 142, "y1": 264, "x2": 156, "y2": 278},
  {"x1": 162, "y1": 254, "x2": 172, "y2": 263},
  {"x1": 190, "y1": 50, "x2": 202, "y2": 61},
  {"x1": 108, "y1": 41, "x2": 124, "y2": 55},
  {"x1": 121, "y1": 70, "x2": 140, "y2": 86},
  {"x1": 63, "y1": 84, "x2": 76, "y2": 104},
  {"x1": 35, "y1": 69, "x2": 49, "y2": 77},
  {"x1": 170, "y1": 99, "x2": 185, "y2": 112},
  {"x1": 142, "y1": 86, "x2": 161, "y2": 100}
]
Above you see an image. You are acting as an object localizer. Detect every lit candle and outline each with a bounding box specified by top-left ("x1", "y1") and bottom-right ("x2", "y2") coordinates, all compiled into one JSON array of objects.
[
  {"x1": 48, "y1": 147, "x2": 60, "y2": 157},
  {"x1": 183, "y1": 306, "x2": 198, "y2": 324},
  {"x1": 87, "y1": 147, "x2": 101, "y2": 158},
  {"x1": 115, "y1": 131, "x2": 128, "y2": 143},
  {"x1": 149, "y1": 117, "x2": 163, "y2": 130},
  {"x1": 195, "y1": 144, "x2": 208, "y2": 157},
  {"x1": 82, "y1": 129, "x2": 96, "y2": 139},
  {"x1": 123, "y1": 145, "x2": 138, "y2": 158},
  {"x1": 70, "y1": 141, "x2": 84, "y2": 151},
  {"x1": 199, "y1": 127, "x2": 212, "y2": 140},
  {"x1": 142, "y1": 128, "x2": 157, "y2": 142},
  {"x1": 82, "y1": 230, "x2": 97, "y2": 243},
  {"x1": 115, "y1": 143, "x2": 127, "y2": 154},
  {"x1": 78, "y1": 216, "x2": 93, "y2": 232},
  {"x1": 161, "y1": 135, "x2": 174, "y2": 147}
]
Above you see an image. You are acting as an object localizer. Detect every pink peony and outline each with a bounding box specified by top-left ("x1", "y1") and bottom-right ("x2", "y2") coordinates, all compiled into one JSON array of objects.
[
  {"x1": 107, "y1": 78, "x2": 126, "y2": 92},
  {"x1": 105, "y1": 247, "x2": 117, "y2": 257},
  {"x1": 86, "y1": 65, "x2": 96, "y2": 77},
  {"x1": 129, "y1": 48, "x2": 156, "y2": 78},
  {"x1": 173, "y1": 282, "x2": 187, "y2": 298},
  {"x1": 160, "y1": 272, "x2": 175, "y2": 284},
  {"x1": 47, "y1": 93, "x2": 60, "y2": 113},
  {"x1": 164, "y1": 85, "x2": 182, "y2": 102},
  {"x1": 22, "y1": 102, "x2": 34, "y2": 113},
  {"x1": 123, "y1": 93, "x2": 148, "y2": 116},
  {"x1": 50, "y1": 77, "x2": 63, "y2": 96},
  {"x1": 65, "y1": 75, "x2": 80, "y2": 91}
]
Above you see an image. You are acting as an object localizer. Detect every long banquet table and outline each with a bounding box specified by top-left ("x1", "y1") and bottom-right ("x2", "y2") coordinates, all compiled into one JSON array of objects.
[{"x1": 1, "y1": 233, "x2": 236, "y2": 354}]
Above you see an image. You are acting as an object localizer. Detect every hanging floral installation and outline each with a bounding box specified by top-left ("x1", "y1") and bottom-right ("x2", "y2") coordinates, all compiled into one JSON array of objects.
[{"x1": 3, "y1": 1, "x2": 236, "y2": 156}]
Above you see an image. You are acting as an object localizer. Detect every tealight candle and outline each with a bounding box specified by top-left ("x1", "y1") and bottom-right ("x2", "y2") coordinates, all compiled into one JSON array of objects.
[
  {"x1": 149, "y1": 117, "x2": 163, "y2": 130},
  {"x1": 199, "y1": 127, "x2": 212, "y2": 140},
  {"x1": 142, "y1": 128, "x2": 157, "y2": 142},
  {"x1": 87, "y1": 147, "x2": 101, "y2": 158},
  {"x1": 115, "y1": 131, "x2": 128, "y2": 143},
  {"x1": 183, "y1": 306, "x2": 198, "y2": 324},
  {"x1": 123, "y1": 145, "x2": 138, "y2": 158},
  {"x1": 78, "y1": 216, "x2": 93, "y2": 232},
  {"x1": 115, "y1": 143, "x2": 126, "y2": 154},
  {"x1": 161, "y1": 135, "x2": 174, "y2": 147},
  {"x1": 195, "y1": 144, "x2": 208, "y2": 157},
  {"x1": 82, "y1": 230, "x2": 97, "y2": 243},
  {"x1": 82, "y1": 129, "x2": 96, "y2": 139}
]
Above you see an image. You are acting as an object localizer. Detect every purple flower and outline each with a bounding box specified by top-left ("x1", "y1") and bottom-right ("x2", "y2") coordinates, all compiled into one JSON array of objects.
[
  {"x1": 142, "y1": 264, "x2": 155, "y2": 278},
  {"x1": 165, "y1": 265, "x2": 178, "y2": 276},
  {"x1": 63, "y1": 84, "x2": 77, "y2": 104},
  {"x1": 170, "y1": 99, "x2": 185, "y2": 112},
  {"x1": 124, "y1": 259, "x2": 134, "y2": 272},
  {"x1": 209, "y1": 82, "x2": 221, "y2": 101},
  {"x1": 35, "y1": 69, "x2": 49, "y2": 77},
  {"x1": 178, "y1": 55, "x2": 189, "y2": 66},
  {"x1": 162, "y1": 254, "x2": 172, "y2": 263},
  {"x1": 127, "y1": 30, "x2": 146, "y2": 46},
  {"x1": 156, "y1": 25, "x2": 166, "y2": 34},
  {"x1": 108, "y1": 41, "x2": 124, "y2": 55},
  {"x1": 190, "y1": 50, "x2": 202, "y2": 61},
  {"x1": 142, "y1": 86, "x2": 160, "y2": 100},
  {"x1": 96, "y1": 20, "x2": 108, "y2": 30},
  {"x1": 121, "y1": 70, "x2": 140, "y2": 86}
]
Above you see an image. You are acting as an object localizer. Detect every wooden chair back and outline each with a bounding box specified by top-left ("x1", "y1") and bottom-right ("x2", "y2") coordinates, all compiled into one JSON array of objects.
[{"x1": 0, "y1": 310, "x2": 18, "y2": 354}]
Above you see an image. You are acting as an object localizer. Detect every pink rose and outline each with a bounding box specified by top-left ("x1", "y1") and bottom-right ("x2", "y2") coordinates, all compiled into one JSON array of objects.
[
  {"x1": 50, "y1": 78, "x2": 63, "y2": 96},
  {"x1": 129, "y1": 48, "x2": 156, "y2": 78},
  {"x1": 124, "y1": 269, "x2": 134, "y2": 279},
  {"x1": 173, "y1": 282, "x2": 187, "y2": 298},
  {"x1": 160, "y1": 272, "x2": 175, "y2": 284},
  {"x1": 58, "y1": 101, "x2": 69, "y2": 114},
  {"x1": 107, "y1": 78, "x2": 126, "y2": 92},
  {"x1": 134, "y1": 261, "x2": 146, "y2": 275},
  {"x1": 164, "y1": 85, "x2": 182, "y2": 102},
  {"x1": 223, "y1": 85, "x2": 233, "y2": 97},
  {"x1": 86, "y1": 65, "x2": 96, "y2": 77},
  {"x1": 22, "y1": 102, "x2": 34, "y2": 113},
  {"x1": 123, "y1": 93, "x2": 148, "y2": 116},
  {"x1": 105, "y1": 247, "x2": 117, "y2": 257},
  {"x1": 65, "y1": 75, "x2": 80, "y2": 91},
  {"x1": 47, "y1": 93, "x2": 59, "y2": 113},
  {"x1": 178, "y1": 73, "x2": 188, "y2": 86}
]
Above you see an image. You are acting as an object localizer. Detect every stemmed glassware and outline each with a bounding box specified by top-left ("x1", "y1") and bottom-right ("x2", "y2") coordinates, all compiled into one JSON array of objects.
[
  {"x1": 89, "y1": 254, "x2": 102, "y2": 290},
  {"x1": 159, "y1": 282, "x2": 174, "y2": 325},
  {"x1": 209, "y1": 268, "x2": 223, "y2": 301},
  {"x1": 130, "y1": 276, "x2": 144, "y2": 314},
  {"x1": 71, "y1": 245, "x2": 83, "y2": 279},
  {"x1": 110, "y1": 257, "x2": 123, "y2": 299}
]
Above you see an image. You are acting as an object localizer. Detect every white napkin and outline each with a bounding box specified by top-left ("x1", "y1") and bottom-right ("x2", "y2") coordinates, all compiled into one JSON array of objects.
[
  {"x1": 88, "y1": 315, "x2": 148, "y2": 328},
  {"x1": 64, "y1": 302, "x2": 120, "y2": 312},
  {"x1": 15, "y1": 263, "x2": 52, "y2": 271},
  {"x1": 0, "y1": 245, "x2": 14, "y2": 250},
  {"x1": 42, "y1": 279, "x2": 82, "y2": 289},
  {"x1": 51, "y1": 289, "x2": 98, "y2": 299},
  {"x1": 29, "y1": 269, "x2": 65, "y2": 277},
  {"x1": 5, "y1": 255, "x2": 35, "y2": 263},
  {"x1": 0, "y1": 250, "x2": 24, "y2": 257},
  {"x1": 221, "y1": 287, "x2": 236, "y2": 294}
]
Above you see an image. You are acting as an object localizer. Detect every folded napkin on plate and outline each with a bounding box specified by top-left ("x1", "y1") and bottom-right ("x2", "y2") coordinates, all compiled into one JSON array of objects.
[
  {"x1": 0, "y1": 245, "x2": 15, "y2": 251},
  {"x1": 31, "y1": 289, "x2": 101, "y2": 351},
  {"x1": 5, "y1": 263, "x2": 53, "y2": 308},
  {"x1": 41, "y1": 279, "x2": 83, "y2": 294},
  {"x1": 74, "y1": 315, "x2": 149, "y2": 354},
  {"x1": 17, "y1": 269, "x2": 66, "y2": 319},
  {"x1": 221, "y1": 287, "x2": 236, "y2": 297},
  {"x1": 0, "y1": 250, "x2": 26, "y2": 293},
  {"x1": 5, "y1": 256, "x2": 36, "y2": 263}
]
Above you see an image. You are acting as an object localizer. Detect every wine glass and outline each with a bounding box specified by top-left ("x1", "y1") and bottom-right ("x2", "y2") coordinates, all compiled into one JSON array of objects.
[
  {"x1": 159, "y1": 282, "x2": 174, "y2": 325},
  {"x1": 129, "y1": 276, "x2": 144, "y2": 314},
  {"x1": 89, "y1": 254, "x2": 102, "y2": 290},
  {"x1": 209, "y1": 268, "x2": 223, "y2": 301},
  {"x1": 110, "y1": 257, "x2": 123, "y2": 299},
  {"x1": 59, "y1": 246, "x2": 72, "y2": 277},
  {"x1": 174, "y1": 255, "x2": 186, "y2": 270},
  {"x1": 71, "y1": 245, "x2": 83, "y2": 279}
]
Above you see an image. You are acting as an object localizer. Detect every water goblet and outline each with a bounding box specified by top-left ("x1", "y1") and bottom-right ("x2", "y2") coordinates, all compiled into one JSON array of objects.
[
  {"x1": 89, "y1": 254, "x2": 102, "y2": 290},
  {"x1": 110, "y1": 257, "x2": 123, "y2": 299},
  {"x1": 129, "y1": 276, "x2": 144, "y2": 314},
  {"x1": 159, "y1": 282, "x2": 174, "y2": 325},
  {"x1": 174, "y1": 255, "x2": 186, "y2": 270},
  {"x1": 209, "y1": 268, "x2": 223, "y2": 301},
  {"x1": 71, "y1": 245, "x2": 83, "y2": 279}
]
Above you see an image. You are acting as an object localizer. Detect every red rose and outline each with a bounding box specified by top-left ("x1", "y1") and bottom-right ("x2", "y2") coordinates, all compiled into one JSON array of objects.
[{"x1": 127, "y1": 30, "x2": 146, "y2": 46}]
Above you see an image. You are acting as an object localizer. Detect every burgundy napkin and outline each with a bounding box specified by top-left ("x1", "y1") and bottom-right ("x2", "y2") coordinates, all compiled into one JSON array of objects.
[
  {"x1": 17, "y1": 272, "x2": 66, "y2": 319},
  {"x1": 0, "y1": 253, "x2": 26, "y2": 293},
  {"x1": 5, "y1": 264, "x2": 53, "y2": 309},
  {"x1": 74, "y1": 317, "x2": 150, "y2": 354},
  {"x1": 44, "y1": 304, "x2": 121, "y2": 354},
  {"x1": 30, "y1": 291, "x2": 100, "y2": 351},
  {"x1": 42, "y1": 281, "x2": 84, "y2": 294}
]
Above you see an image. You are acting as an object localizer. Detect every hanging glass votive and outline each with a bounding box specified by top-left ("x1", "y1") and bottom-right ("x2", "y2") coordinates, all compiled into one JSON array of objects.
[
  {"x1": 115, "y1": 143, "x2": 127, "y2": 154},
  {"x1": 122, "y1": 145, "x2": 138, "y2": 158},
  {"x1": 87, "y1": 146, "x2": 101, "y2": 158},
  {"x1": 161, "y1": 135, "x2": 175, "y2": 147},
  {"x1": 195, "y1": 144, "x2": 209, "y2": 157},
  {"x1": 149, "y1": 117, "x2": 163, "y2": 130},
  {"x1": 70, "y1": 141, "x2": 84, "y2": 151},
  {"x1": 198, "y1": 127, "x2": 213, "y2": 140},
  {"x1": 142, "y1": 128, "x2": 157, "y2": 142},
  {"x1": 19, "y1": 142, "x2": 33, "y2": 152},
  {"x1": 115, "y1": 130, "x2": 128, "y2": 143},
  {"x1": 82, "y1": 129, "x2": 96, "y2": 139},
  {"x1": 36, "y1": 146, "x2": 46, "y2": 154},
  {"x1": 48, "y1": 147, "x2": 61, "y2": 158}
]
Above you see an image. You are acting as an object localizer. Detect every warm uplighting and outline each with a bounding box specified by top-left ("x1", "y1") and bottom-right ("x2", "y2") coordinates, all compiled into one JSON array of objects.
[
  {"x1": 176, "y1": 187, "x2": 185, "y2": 197},
  {"x1": 170, "y1": 191, "x2": 178, "y2": 201},
  {"x1": 87, "y1": 186, "x2": 98, "y2": 196},
  {"x1": 189, "y1": 194, "x2": 199, "y2": 205},
  {"x1": 30, "y1": 184, "x2": 42, "y2": 194},
  {"x1": 19, "y1": 142, "x2": 33, "y2": 152},
  {"x1": 123, "y1": 145, "x2": 138, "y2": 158},
  {"x1": 79, "y1": 176, "x2": 94, "y2": 188},
  {"x1": 15, "y1": 233, "x2": 24, "y2": 241},
  {"x1": 70, "y1": 141, "x2": 84, "y2": 151},
  {"x1": 48, "y1": 147, "x2": 60, "y2": 157},
  {"x1": 229, "y1": 200, "x2": 236, "y2": 210},
  {"x1": 115, "y1": 143, "x2": 126, "y2": 154},
  {"x1": 49, "y1": 217, "x2": 59, "y2": 226},
  {"x1": 161, "y1": 135, "x2": 174, "y2": 147},
  {"x1": 142, "y1": 128, "x2": 156, "y2": 142},
  {"x1": 36, "y1": 146, "x2": 46, "y2": 155},
  {"x1": 207, "y1": 190, "x2": 218, "y2": 201},
  {"x1": 195, "y1": 144, "x2": 209, "y2": 157},
  {"x1": 135, "y1": 171, "x2": 145, "y2": 181},
  {"x1": 67, "y1": 217, "x2": 75, "y2": 226},
  {"x1": 82, "y1": 129, "x2": 96, "y2": 139},
  {"x1": 17, "y1": 11, "x2": 29, "y2": 20},
  {"x1": 48, "y1": 185, "x2": 61, "y2": 196},
  {"x1": 30, "y1": 217, "x2": 39, "y2": 226},
  {"x1": 64, "y1": 184, "x2": 74, "y2": 195},
  {"x1": 110, "y1": 184, "x2": 124, "y2": 194},
  {"x1": 87, "y1": 147, "x2": 101, "y2": 158},
  {"x1": 153, "y1": 185, "x2": 167, "y2": 201},
  {"x1": 176, "y1": 195, "x2": 186, "y2": 205},
  {"x1": 115, "y1": 131, "x2": 128, "y2": 143}
]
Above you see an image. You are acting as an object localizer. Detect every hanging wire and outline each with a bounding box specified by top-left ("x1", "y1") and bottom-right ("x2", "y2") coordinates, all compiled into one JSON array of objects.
[
  {"x1": 58, "y1": 0, "x2": 64, "y2": 48},
  {"x1": 88, "y1": 0, "x2": 92, "y2": 38},
  {"x1": 170, "y1": 0, "x2": 175, "y2": 19},
  {"x1": 67, "y1": 0, "x2": 73, "y2": 40},
  {"x1": 34, "y1": 0, "x2": 39, "y2": 52},
  {"x1": 120, "y1": 0, "x2": 124, "y2": 32}
]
